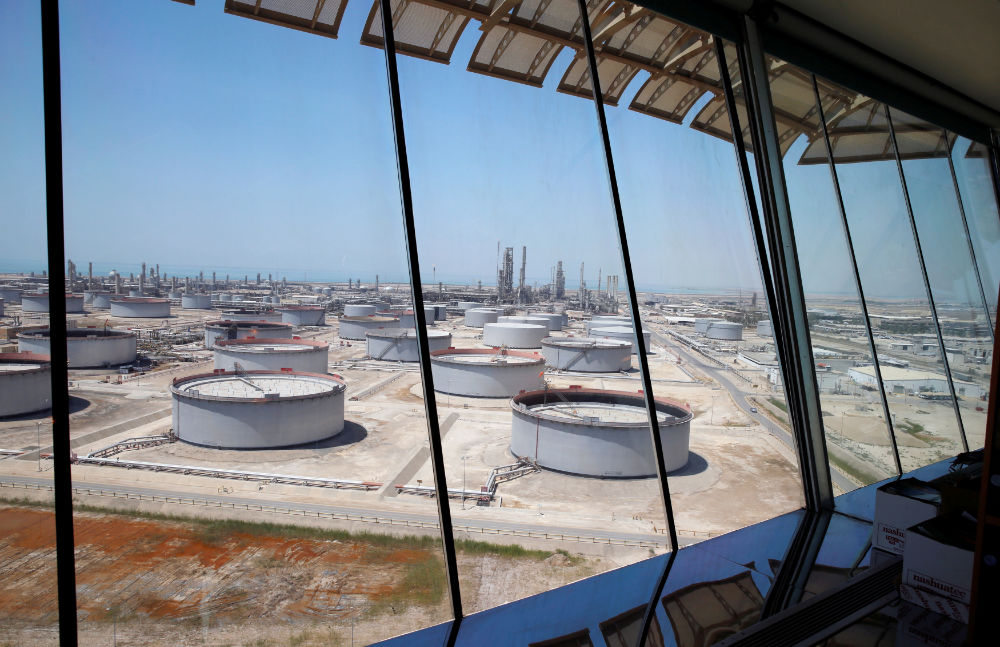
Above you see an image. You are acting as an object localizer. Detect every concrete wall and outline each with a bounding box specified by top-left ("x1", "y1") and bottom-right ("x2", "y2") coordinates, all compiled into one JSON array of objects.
[{"x1": 173, "y1": 388, "x2": 344, "y2": 449}]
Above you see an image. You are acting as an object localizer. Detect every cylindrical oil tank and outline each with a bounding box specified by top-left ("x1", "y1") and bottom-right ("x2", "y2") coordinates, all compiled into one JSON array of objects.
[
  {"x1": 278, "y1": 305, "x2": 326, "y2": 326},
  {"x1": 534, "y1": 313, "x2": 564, "y2": 331},
  {"x1": 430, "y1": 348, "x2": 544, "y2": 397},
  {"x1": 540, "y1": 337, "x2": 632, "y2": 372},
  {"x1": 91, "y1": 293, "x2": 113, "y2": 309},
  {"x1": 423, "y1": 305, "x2": 437, "y2": 324},
  {"x1": 128, "y1": 289, "x2": 142, "y2": 297},
  {"x1": 204, "y1": 320, "x2": 294, "y2": 349},
  {"x1": 398, "y1": 310, "x2": 416, "y2": 327},
  {"x1": 706, "y1": 321, "x2": 743, "y2": 341},
  {"x1": 483, "y1": 322, "x2": 547, "y2": 348},
  {"x1": 367, "y1": 329, "x2": 452, "y2": 361},
  {"x1": 585, "y1": 317, "x2": 631, "y2": 335},
  {"x1": 167, "y1": 290, "x2": 183, "y2": 300},
  {"x1": 21, "y1": 293, "x2": 85, "y2": 313},
  {"x1": 338, "y1": 315, "x2": 400, "y2": 340},
  {"x1": 171, "y1": 371, "x2": 346, "y2": 448},
  {"x1": 344, "y1": 304, "x2": 378, "y2": 317},
  {"x1": 214, "y1": 338, "x2": 329, "y2": 374},
  {"x1": 498, "y1": 315, "x2": 553, "y2": 331},
  {"x1": 694, "y1": 318, "x2": 725, "y2": 334},
  {"x1": 110, "y1": 297, "x2": 171, "y2": 318},
  {"x1": 465, "y1": 308, "x2": 500, "y2": 328},
  {"x1": 0, "y1": 352, "x2": 52, "y2": 417},
  {"x1": 18, "y1": 328, "x2": 136, "y2": 368},
  {"x1": 0, "y1": 287, "x2": 22, "y2": 304},
  {"x1": 181, "y1": 293, "x2": 213, "y2": 309},
  {"x1": 219, "y1": 308, "x2": 282, "y2": 322},
  {"x1": 509, "y1": 388, "x2": 692, "y2": 477},
  {"x1": 431, "y1": 304, "x2": 448, "y2": 321},
  {"x1": 591, "y1": 326, "x2": 652, "y2": 354},
  {"x1": 219, "y1": 293, "x2": 234, "y2": 303},
  {"x1": 756, "y1": 320, "x2": 773, "y2": 337},
  {"x1": 458, "y1": 301, "x2": 485, "y2": 311}
]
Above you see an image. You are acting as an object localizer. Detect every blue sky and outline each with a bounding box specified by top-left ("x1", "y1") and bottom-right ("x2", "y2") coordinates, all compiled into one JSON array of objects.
[{"x1": 0, "y1": 0, "x2": 993, "y2": 304}]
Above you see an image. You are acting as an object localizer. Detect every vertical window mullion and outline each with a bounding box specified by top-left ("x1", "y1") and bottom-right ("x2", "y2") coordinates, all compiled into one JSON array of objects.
[{"x1": 377, "y1": 1, "x2": 464, "y2": 643}]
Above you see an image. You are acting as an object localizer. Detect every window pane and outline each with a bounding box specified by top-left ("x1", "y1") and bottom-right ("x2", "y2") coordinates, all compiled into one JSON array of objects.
[
  {"x1": 819, "y1": 92, "x2": 965, "y2": 471},
  {"x1": 0, "y1": 2, "x2": 58, "y2": 645},
  {"x1": 603, "y1": 16, "x2": 805, "y2": 536},
  {"x1": 387, "y1": 0, "x2": 670, "y2": 615},
  {"x1": 59, "y1": 1, "x2": 451, "y2": 644},
  {"x1": 769, "y1": 61, "x2": 898, "y2": 490}
]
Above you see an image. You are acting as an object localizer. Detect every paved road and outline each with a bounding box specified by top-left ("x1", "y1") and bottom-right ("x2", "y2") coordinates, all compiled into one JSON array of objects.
[
  {"x1": 1, "y1": 474, "x2": 687, "y2": 547},
  {"x1": 650, "y1": 328, "x2": 856, "y2": 493}
]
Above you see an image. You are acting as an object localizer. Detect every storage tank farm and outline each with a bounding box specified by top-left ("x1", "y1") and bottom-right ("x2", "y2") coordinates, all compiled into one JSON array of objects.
[
  {"x1": 366, "y1": 329, "x2": 452, "y2": 361},
  {"x1": 0, "y1": 352, "x2": 52, "y2": 417},
  {"x1": 21, "y1": 293, "x2": 85, "y2": 313},
  {"x1": 338, "y1": 315, "x2": 400, "y2": 341},
  {"x1": 465, "y1": 308, "x2": 500, "y2": 328},
  {"x1": 509, "y1": 388, "x2": 692, "y2": 477},
  {"x1": 214, "y1": 338, "x2": 329, "y2": 374},
  {"x1": 181, "y1": 293, "x2": 212, "y2": 309},
  {"x1": 110, "y1": 297, "x2": 171, "y2": 318},
  {"x1": 18, "y1": 328, "x2": 137, "y2": 368},
  {"x1": 171, "y1": 371, "x2": 346, "y2": 449},
  {"x1": 705, "y1": 321, "x2": 743, "y2": 341},
  {"x1": 279, "y1": 305, "x2": 326, "y2": 326},
  {"x1": 541, "y1": 337, "x2": 632, "y2": 372},
  {"x1": 431, "y1": 348, "x2": 544, "y2": 397},
  {"x1": 204, "y1": 320, "x2": 295, "y2": 349},
  {"x1": 482, "y1": 322, "x2": 547, "y2": 348}
]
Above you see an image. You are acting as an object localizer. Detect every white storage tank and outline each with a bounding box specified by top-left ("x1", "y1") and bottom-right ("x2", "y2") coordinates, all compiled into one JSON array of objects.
[
  {"x1": 483, "y1": 322, "x2": 547, "y2": 349},
  {"x1": 0, "y1": 352, "x2": 52, "y2": 417},
  {"x1": 21, "y1": 293, "x2": 85, "y2": 313},
  {"x1": 171, "y1": 370, "x2": 346, "y2": 449},
  {"x1": 214, "y1": 338, "x2": 329, "y2": 374},
  {"x1": 110, "y1": 297, "x2": 171, "y2": 318},
  {"x1": 0, "y1": 287, "x2": 22, "y2": 304},
  {"x1": 431, "y1": 304, "x2": 448, "y2": 321},
  {"x1": 509, "y1": 388, "x2": 692, "y2": 477},
  {"x1": 278, "y1": 305, "x2": 327, "y2": 326},
  {"x1": 366, "y1": 328, "x2": 452, "y2": 361},
  {"x1": 534, "y1": 313, "x2": 564, "y2": 331},
  {"x1": 458, "y1": 301, "x2": 485, "y2": 311},
  {"x1": 540, "y1": 337, "x2": 632, "y2": 372},
  {"x1": 585, "y1": 317, "x2": 631, "y2": 335},
  {"x1": 706, "y1": 321, "x2": 743, "y2": 341},
  {"x1": 181, "y1": 293, "x2": 213, "y2": 309},
  {"x1": 344, "y1": 304, "x2": 378, "y2": 317},
  {"x1": 694, "y1": 318, "x2": 725, "y2": 334},
  {"x1": 757, "y1": 320, "x2": 773, "y2": 337},
  {"x1": 591, "y1": 326, "x2": 653, "y2": 354},
  {"x1": 430, "y1": 348, "x2": 544, "y2": 397},
  {"x1": 87, "y1": 292, "x2": 113, "y2": 309},
  {"x1": 338, "y1": 315, "x2": 400, "y2": 340},
  {"x1": 219, "y1": 308, "x2": 282, "y2": 322},
  {"x1": 498, "y1": 315, "x2": 553, "y2": 330},
  {"x1": 204, "y1": 320, "x2": 295, "y2": 349},
  {"x1": 465, "y1": 308, "x2": 500, "y2": 328},
  {"x1": 18, "y1": 328, "x2": 137, "y2": 368}
]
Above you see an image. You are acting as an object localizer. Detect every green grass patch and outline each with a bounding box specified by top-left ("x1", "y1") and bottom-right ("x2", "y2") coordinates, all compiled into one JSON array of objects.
[
  {"x1": 828, "y1": 453, "x2": 881, "y2": 486},
  {"x1": 767, "y1": 397, "x2": 788, "y2": 413},
  {"x1": 897, "y1": 420, "x2": 927, "y2": 436}
]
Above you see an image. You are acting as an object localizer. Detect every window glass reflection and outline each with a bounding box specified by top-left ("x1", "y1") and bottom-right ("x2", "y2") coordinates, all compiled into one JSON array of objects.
[{"x1": 57, "y1": 0, "x2": 452, "y2": 644}]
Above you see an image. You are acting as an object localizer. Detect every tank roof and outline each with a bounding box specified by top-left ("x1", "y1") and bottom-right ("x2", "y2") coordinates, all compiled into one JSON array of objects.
[
  {"x1": 430, "y1": 348, "x2": 543, "y2": 365},
  {"x1": 511, "y1": 387, "x2": 691, "y2": 428},
  {"x1": 172, "y1": 370, "x2": 345, "y2": 402},
  {"x1": 0, "y1": 351, "x2": 51, "y2": 371}
]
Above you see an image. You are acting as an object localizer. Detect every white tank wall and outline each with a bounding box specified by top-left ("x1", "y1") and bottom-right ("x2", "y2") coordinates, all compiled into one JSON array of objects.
[
  {"x1": 433, "y1": 305, "x2": 448, "y2": 321},
  {"x1": 339, "y1": 317, "x2": 400, "y2": 340},
  {"x1": 706, "y1": 322, "x2": 743, "y2": 341},
  {"x1": 281, "y1": 308, "x2": 326, "y2": 325},
  {"x1": 584, "y1": 318, "x2": 631, "y2": 335},
  {"x1": 172, "y1": 387, "x2": 344, "y2": 449},
  {"x1": 181, "y1": 294, "x2": 212, "y2": 309},
  {"x1": 219, "y1": 310, "x2": 282, "y2": 322},
  {"x1": 0, "y1": 288, "x2": 22, "y2": 304},
  {"x1": 0, "y1": 365, "x2": 51, "y2": 416},
  {"x1": 214, "y1": 346, "x2": 329, "y2": 373},
  {"x1": 534, "y1": 313, "x2": 564, "y2": 331},
  {"x1": 694, "y1": 318, "x2": 725, "y2": 334},
  {"x1": 465, "y1": 308, "x2": 499, "y2": 327},
  {"x1": 204, "y1": 324, "x2": 294, "y2": 349},
  {"x1": 344, "y1": 304, "x2": 377, "y2": 317},
  {"x1": 91, "y1": 293, "x2": 112, "y2": 309},
  {"x1": 366, "y1": 330, "x2": 452, "y2": 361},
  {"x1": 458, "y1": 301, "x2": 485, "y2": 311},
  {"x1": 498, "y1": 315, "x2": 554, "y2": 331},
  {"x1": 541, "y1": 339, "x2": 632, "y2": 372},
  {"x1": 21, "y1": 294, "x2": 85, "y2": 313},
  {"x1": 510, "y1": 409, "x2": 690, "y2": 477},
  {"x1": 431, "y1": 358, "x2": 544, "y2": 397},
  {"x1": 757, "y1": 320, "x2": 773, "y2": 337},
  {"x1": 482, "y1": 323, "x2": 547, "y2": 348},
  {"x1": 110, "y1": 300, "x2": 171, "y2": 318},
  {"x1": 19, "y1": 333, "x2": 137, "y2": 368},
  {"x1": 591, "y1": 326, "x2": 652, "y2": 354}
]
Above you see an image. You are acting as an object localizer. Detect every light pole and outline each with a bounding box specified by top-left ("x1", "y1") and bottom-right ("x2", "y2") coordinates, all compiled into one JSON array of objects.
[
  {"x1": 461, "y1": 455, "x2": 468, "y2": 510},
  {"x1": 36, "y1": 421, "x2": 41, "y2": 471}
]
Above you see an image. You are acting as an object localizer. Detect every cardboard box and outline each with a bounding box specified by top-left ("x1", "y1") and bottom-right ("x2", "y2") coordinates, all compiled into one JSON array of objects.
[
  {"x1": 899, "y1": 583, "x2": 969, "y2": 624},
  {"x1": 874, "y1": 478, "x2": 941, "y2": 555},
  {"x1": 896, "y1": 598, "x2": 968, "y2": 645},
  {"x1": 902, "y1": 512, "x2": 976, "y2": 605},
  {"x1": 869, "y1": 546, "x2": 901, "y2": 569}
]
